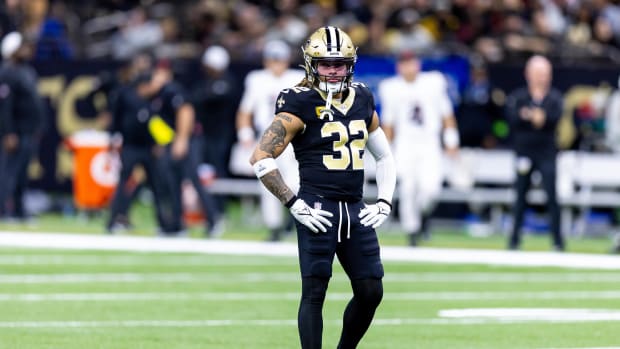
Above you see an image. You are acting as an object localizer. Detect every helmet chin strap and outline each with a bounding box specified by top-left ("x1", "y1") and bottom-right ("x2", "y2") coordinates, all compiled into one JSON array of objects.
[
  {"x1": 324, "y1": 89, "x2": 334, "y2": 121},
  {"x1": 318, "y1": 81, "x2": 343, "y2": 121}
]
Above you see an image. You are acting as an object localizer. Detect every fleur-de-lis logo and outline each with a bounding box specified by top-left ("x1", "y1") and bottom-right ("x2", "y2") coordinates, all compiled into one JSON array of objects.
[{"x1": 277, "y1": 96, "x2": 286, "y2": 109}]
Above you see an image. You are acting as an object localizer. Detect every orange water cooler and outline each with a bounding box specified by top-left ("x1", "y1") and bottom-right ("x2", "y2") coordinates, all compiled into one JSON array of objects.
[{"x1": 65, "y1": 130, "x2": 120, "y2": 210}]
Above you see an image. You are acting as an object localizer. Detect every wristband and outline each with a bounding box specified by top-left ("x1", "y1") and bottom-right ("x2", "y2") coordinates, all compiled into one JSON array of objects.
[
  {"x1": 377, "y1": 198, "x2": 392, "y2": 210},
  {"x1": 253, "y1": 157, "x2": 278, "y2": 178},
  {"x1": 284, "y1": 195, "x2": 298, "y2": 208},
  {"x1": 443, "y1": 127, "x2": 460, "y2": 148}
]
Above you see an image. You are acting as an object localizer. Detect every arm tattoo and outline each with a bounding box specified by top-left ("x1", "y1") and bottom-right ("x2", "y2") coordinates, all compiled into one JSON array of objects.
[
  {"x1": 259, "y1": 119, "x2": 287, "y2": 154},
  {"x1": 276, "y1": 113, "x2": 292, "y2": 122},
  {"x1": 260, "y1": 170, "x2": 295, "y2": 204}
]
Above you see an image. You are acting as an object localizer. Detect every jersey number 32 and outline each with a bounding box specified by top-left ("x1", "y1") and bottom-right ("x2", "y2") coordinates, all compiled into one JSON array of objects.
[{"x1": 321, "y1": 120, "x2": 367, "y2": 170}]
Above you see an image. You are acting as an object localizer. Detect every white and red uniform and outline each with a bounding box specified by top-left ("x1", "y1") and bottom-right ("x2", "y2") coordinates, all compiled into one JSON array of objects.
[{"x1": 378, "y1": 71, "x2": 453, "y2": 233}]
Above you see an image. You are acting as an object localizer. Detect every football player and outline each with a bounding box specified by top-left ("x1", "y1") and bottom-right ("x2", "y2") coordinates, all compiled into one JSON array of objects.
[
  {"x1": 236, "y1": 40, "x2": 305, "y2": 241},
  {"x1": 378, "y1": 50, "x2": 460, "y2": 246},
  {"x1": 250, "y1": 27, "x2": 396, "y2": 349}
]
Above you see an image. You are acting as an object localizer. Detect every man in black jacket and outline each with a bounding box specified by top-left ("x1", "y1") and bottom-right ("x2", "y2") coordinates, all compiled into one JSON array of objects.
[
  {"x1": 106, "y1": 60, "x2": 168, "y2": 233},
  {"x1": 0, "y1": 32, "x2": 45, "y2": 220},
  {"x1": 146, "y1": 61, "x2": 196, "y2": 235},
  {"x1": 505, "y1": 55, "x2": 565, "y2": 251},
  {"x1": 190, "y1": 45, "x2": 240, "y2": 179}
]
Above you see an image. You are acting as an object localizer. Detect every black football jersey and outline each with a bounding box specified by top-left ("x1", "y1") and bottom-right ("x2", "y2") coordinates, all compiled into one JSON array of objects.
[{"x1": 275, "y1": 83, "x2": 375, "y2": 201}]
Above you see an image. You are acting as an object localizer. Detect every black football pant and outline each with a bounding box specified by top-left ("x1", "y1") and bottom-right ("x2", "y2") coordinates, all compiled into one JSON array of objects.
[
  {"x1": 509, "y1": 153, "x2": 564, "y2": 249},
  {"x1": 184, "y1": 137, "x2": 221, "y2": 231},
  {"x1": 298, "y1": 277, "x2": 383, "y2": 349},
  {"x1": 0, "y1": 135, "x2": 37, "y2": 219},
  {"x1": 107, "y1": 145, "x2": 173, "y2": 232},
  {"x1": 155, "y1": 145, "x2": 185, "y2": 234}
]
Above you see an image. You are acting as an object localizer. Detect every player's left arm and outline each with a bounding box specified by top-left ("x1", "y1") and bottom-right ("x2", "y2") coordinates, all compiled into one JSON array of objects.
[{"x1": 359, "y1": 112, "x2": 396, "y2": 229}]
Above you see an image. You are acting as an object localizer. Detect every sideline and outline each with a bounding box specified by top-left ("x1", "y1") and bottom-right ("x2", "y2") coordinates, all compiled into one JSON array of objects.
[
  {"x1": 3, "y1": 272, "x2": 620, "y2": 283},
  {"x1": 3, "y1": 291, "x2": 620, "y2": 301},
  {"x1": 2, "y1": 315, "x2": 620, "y2": 329},
  {"x1": 1, "y1": 231, "x2": 620, "y2": 270}
]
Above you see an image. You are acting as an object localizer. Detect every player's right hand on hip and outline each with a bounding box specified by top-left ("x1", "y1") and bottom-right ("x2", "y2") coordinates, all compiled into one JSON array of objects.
[{"x1": 289, "y1": 199, "x2": 333, "y2": 233}]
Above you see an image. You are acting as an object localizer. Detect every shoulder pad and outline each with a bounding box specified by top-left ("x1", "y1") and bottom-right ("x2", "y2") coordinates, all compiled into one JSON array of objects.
[
  {"x1": 350, "y1": 82, "x2": 373, "y2": 97},
  {"x1": 275, "y1": 86, "x2": 312, "y2": 115},
  {"x1": 350, "y1": 81, "x2": 368, "y2": 90}
]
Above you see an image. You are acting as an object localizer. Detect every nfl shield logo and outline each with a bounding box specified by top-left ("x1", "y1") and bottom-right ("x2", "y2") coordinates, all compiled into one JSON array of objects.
[{"x1": 314, "y1": 202, "x2": 322, "y2": 210}]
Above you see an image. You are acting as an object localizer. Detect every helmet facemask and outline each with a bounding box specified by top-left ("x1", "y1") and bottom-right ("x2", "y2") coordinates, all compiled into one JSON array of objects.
[
  {"x1": 302, "y1": 26, "x2": 357, "y2": 95},
  {"x1": 308, "y1": 57, "x2": 355, "y2": 95}
]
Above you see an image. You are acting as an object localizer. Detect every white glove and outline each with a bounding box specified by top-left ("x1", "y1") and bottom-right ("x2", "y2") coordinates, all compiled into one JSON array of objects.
[
  {"x1": 289, "y1": 198, "x2": 333, "y2": 233},
  {"x1": 359, "y1": 200, "x2": 392, "y2": 229}
]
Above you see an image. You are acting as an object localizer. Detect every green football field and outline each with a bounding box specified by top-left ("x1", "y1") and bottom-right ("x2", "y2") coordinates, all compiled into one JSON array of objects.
[
  {"x1": 1, "y1": 245, "x2": 620, "y2": 349},
  {"x1": 1, "y1": 201, "x2": 620, "y2": 349}
]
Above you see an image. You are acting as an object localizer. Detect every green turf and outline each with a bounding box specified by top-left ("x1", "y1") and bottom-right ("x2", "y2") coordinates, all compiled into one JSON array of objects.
[
  {"x1": 0, "y1": 248, "x2": 619, "y2": 348},
  {"x1": 0, "y1": 199, "x2": 616, "y2": 253},
  {"x1": 0, "y1": 200, "x2": 619, "y2": 347}
]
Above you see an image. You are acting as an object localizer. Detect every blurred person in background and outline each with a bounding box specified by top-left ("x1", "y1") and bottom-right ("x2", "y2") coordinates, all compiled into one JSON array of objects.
[
  {"x1": 110, "y1": 5, "x2": 163, "y2": 60},
  {"x1": 235, "y1": 39, "x2": 304, "y2": 241},
  {"x1": 191, "y1": 45, "x2": 239, "y2": 179},
  {"x1": 143, "y1": 61, "x2": 195, "y2": 236},
  {"x1": 222, "y1": 2, "x2": 269, "y2": 62},
  {"x1": 187, "y1": 0, "x2": 230, "y2": 49},
  {"x1": 178, "y1": 48, "x2": 228, "y2": 237},
  {"x1": 189, "y1": 45, "x2": 240, "y2": 226},
  {"x1": 106, "y1": 52, "x2": 169, "y2": 234},
  {"x1": 383, "y1": 8, "x2": 436, "y2": 55},
  {"x1": 457, "y1": 57, "x2": 504, "y2": 149},
  {"x1": 183, "y1": 108, "x2": 224, "y2": 238},
  {"x1": 505, "y1": 55, "x2": 564, "y2": 252},
  {"x1": 378, "y1": 49, "x2": 459, "y2": 247},
  {"x1": 20, "y1": 0, "x2": 74, "y2": 60},
  {"x1": 0, "y1": 32, "x2": 46, "y2": 222},
  {"x1": 264, "y1": 0, "x2": 308, "y2": 48},
  {"x1": 250, "y1": 26, "x2": 395, "y2": 349},
  {"x1": 106, "y1": 54, "x2": 194, "y2": 236}
]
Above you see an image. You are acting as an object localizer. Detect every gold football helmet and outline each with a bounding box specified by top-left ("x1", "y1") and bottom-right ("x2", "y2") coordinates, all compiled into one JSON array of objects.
[{"x1": 302, "y1": 26, "x2": 357, "y2": 93}]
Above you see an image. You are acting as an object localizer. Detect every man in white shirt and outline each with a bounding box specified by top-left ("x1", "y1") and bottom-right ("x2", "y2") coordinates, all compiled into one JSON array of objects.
[
  {"x1": 235, "y1": 40, "x2": 305, "y2": 241},
  {"x1": 378, "y1": 50, "x2": 460, "y2": 246}
]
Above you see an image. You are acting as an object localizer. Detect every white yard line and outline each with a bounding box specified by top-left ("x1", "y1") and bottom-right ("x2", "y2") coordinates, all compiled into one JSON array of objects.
[
  {"x1": 3, "y1": 272, "x2": 620, "y2": 284},
  {"x1": 0, "y1": 318, "x2": 513, "y2": 329},
  {"x1": 0, "y1": 255, "x2": 293, "y2": 266},
  {"x1": 439, "y1": 308, "x2": 620, "y2": 322},
  {"x1": 3, "y1": 291, "x2": 620, "y2": 302},
  {"x1": 1, "y1": 314, "x2": 620, "y2": 329},
  {"x1": 1, "y1": 231, "x2": 620, "y2": 269}
]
